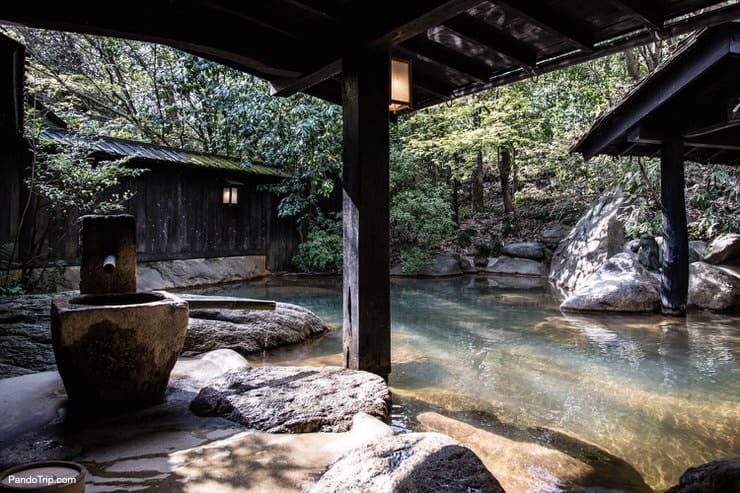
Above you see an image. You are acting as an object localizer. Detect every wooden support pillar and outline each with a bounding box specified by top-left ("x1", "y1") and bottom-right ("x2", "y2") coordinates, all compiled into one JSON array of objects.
[
  {"x1": 660, "y1": 139, "x2": 689, "y2": 316},
  {"x1": 341, "y1": 50, "x2": 391, "y2": 378}
]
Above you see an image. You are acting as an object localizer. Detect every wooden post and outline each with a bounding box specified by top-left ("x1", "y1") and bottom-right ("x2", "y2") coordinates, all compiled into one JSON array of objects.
[
  {"x1": 341, "y1": 50, "x2": 391, "y2": 379},
  {"x1": 660, "y1": 139, "x2": 689, "y2": 316}
]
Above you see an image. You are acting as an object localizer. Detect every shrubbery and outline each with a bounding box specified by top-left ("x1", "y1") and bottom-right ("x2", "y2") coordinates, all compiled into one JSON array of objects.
[{"x1": 291, "y1": 214, "x2": 342, "y2": 273}]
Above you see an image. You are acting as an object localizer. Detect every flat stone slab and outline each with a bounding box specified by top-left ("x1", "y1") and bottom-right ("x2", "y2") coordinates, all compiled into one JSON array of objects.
[
  {"x1": 310, "y1": 431, "x2": 504, "y2": 493},
  {"x1": 185, "y1": 302, "x2": 328, "y2": 356},
  {"x1": 191, "y1": 366, "x2": 391, "y2": 432}
]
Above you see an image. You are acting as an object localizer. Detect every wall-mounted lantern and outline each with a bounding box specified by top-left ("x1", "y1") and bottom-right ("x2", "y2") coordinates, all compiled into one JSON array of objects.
[
  {"x1": 222, "y1": 178, "x2": 243, "y2": 205},
  {"x1": 222, "y1": 186, "x2": 238, "y2": 205},
  {"x1": 389, "y1": 57, "x2": 412, "y2": 113}
]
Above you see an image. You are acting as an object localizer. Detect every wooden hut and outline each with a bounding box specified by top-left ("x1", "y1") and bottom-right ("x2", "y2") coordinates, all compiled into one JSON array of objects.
[
  {"x1": 572, "y1": 21, "x2": 740, "y2": 315},
  {"x1": 38, "y1": 129, "x2": 299, "y2": 272}
]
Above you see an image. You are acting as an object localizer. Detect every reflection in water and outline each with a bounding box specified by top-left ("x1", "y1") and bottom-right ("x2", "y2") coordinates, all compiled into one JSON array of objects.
[{"x1": 202, "y1": 276, "x2": 740, "y2": 492}]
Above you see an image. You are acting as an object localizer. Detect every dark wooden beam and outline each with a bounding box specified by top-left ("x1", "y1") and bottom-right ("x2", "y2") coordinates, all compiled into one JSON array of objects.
[
  {"x1": 270, "y1": 60, "x2": 341, "y2": 97},
  {"x1": 609, "y1": 0, "x2": 665, "y2": 30},
  {"x1": 420, "y1": 3, "x2": 740, "y2": 112},
  {"x1": 660, "y1": 139, "x2": 688, "y2": 316},
  {"x1": 444, "y1": 14, "x2": 537, "y2": 68},
  {"x1": 273, "y1": 0, "x2": 483, "y2": 96},
  {"x1": 403, "y1": 37, "x2": 492, "y2": 81},
  {"x1": 628, "y1": 124, "x2": 740, "y2": 151},
  {"x1": 366, "y1": 0, "x2": 485, "y2": 49},
  {"x1": 341, "y1": 50, "x2": 391, "y2": 379},
  {"x1": 412, "y1": 71, "x2": 455, "y2": 98},
  {"x1": 0, "y1": 3, "x2": 314, "y2": 78},
  {"x1": 495, "y1": 0, "x2": 594, "y2": 51},
  {"x1": 684, "y1": 119, "x2": 740, "y2": 139}
]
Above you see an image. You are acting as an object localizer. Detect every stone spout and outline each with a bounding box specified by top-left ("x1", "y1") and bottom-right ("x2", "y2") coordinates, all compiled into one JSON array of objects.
[{"x1": 103, "y1": 254, "x2": 116, "y2": 274}]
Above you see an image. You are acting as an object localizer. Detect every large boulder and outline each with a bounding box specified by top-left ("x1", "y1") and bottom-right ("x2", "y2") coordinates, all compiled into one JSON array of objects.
[
  {"x1": 484, "y1": 256, "x2": 548, "y2": 277},
  {"x1": 502, "y1": 241, "x2": 545, "y2": 261},
  {"x1": 665, "y1": 458, "x2": 740, "y2": 493},
  {"x1": 190, "y1": 366, "x2": 391, "y2": 432},
  {"x1": 540, "y1": 224, "x2": 571, "y2": 250},
  {"x1": 184, "y1": 302, "x2": 328, "y2": 356},
  {"x1": 309, "y1": 432, "x2": 505, "y2": 493},
  {"x1": 550, "y1": 188, "x2": 630, "y2": 291},
  {"x1": 703, "y1": 233, "x2": 740, "y2": 265},
  {"x1": 688, "y1": 262, "x2": 740, "y2": 312},
  {"x1": 560, "y1": 253, "x2": 660, "y2": 313}
]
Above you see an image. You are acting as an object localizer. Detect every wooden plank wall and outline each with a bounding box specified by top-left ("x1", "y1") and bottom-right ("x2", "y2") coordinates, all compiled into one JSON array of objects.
[
  {"x1": 36, "y1": 162, "x2": 300, "y2": 270},
  {"x1": 0, "y1": 35, "x2": 25, "y2": 250}
]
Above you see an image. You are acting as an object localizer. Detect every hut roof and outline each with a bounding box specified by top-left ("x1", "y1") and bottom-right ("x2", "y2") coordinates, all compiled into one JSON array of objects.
[
  {"x1": 40, "y1": 128, "x2": 288, "y2": 177},
  {"x1": 572, "y1": 21, "x2": 740, "y2": 165}
]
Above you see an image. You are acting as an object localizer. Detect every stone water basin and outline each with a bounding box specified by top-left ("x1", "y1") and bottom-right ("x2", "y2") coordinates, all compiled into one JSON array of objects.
[{"x1": 51, "y1": 291, "x2": 189, "y2": 409}]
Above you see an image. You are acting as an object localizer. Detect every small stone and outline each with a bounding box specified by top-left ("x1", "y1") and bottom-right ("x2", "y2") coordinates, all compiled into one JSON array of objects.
[
  {"x1": 688, "y1": 262, "x2": 740, "y2": 312},
  {"x1": 703, "y1": 233, "x2": 740, "y2": 265},
  {"x1": 485, "y1": 256, "x2": 548, "y2": 277},
  {"x1": 309, "y1": 432, "x2": 505, "y2": 493},
  {"x1": 502, "y1": 241, "x2": 545, "y2": 261},
  {"x1": 541, "y1": 224, "x2": 572, "y2": 250},
  {"x1": 190, "y1": 366, "x2": 391, "y2": 433},
  {"x1": 417, "y1": 255, "x2": 464, "y2": 277},
  {"x1": 637, "y1": 235, "x2": 660, "y2": 271},
  {"x1": 474, "y1": 256, "x2": 490, "y2": 268}
]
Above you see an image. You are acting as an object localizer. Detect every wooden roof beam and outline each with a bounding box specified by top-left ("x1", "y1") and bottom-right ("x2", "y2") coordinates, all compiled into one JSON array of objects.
[
  {"x1": 444, "y1": 14, "x2": 538, "y2": 68},
  {"x1": 609, "y1": 0, "x2": 665, "y2": 31},
  {"x1": 272, "y1": 0, "x2": 484, "y2": 96},
  {"x1": 412, "y1": 72, "x2": 455, "y2": 98},
  {"x1": 403, "y1": 37, "x2": 492, "y2": 82},
  {"x1": 495, "y1": 0, "x2": 594, "y2": 51}
]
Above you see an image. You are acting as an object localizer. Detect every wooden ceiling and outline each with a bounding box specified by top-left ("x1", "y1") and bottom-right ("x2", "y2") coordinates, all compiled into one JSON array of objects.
[{"x1": 0, "y1": 0, "x2": 738, "y2": 110}]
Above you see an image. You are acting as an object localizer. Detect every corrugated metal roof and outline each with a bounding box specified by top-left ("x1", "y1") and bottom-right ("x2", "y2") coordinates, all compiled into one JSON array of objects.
[{"x1": 39, "y1": 128, "x2": 288, "y2": 177}]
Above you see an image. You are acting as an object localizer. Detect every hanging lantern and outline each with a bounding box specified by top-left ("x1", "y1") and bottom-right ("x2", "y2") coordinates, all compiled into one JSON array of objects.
[{"x1": 389, "y1": 57, "x2": 412, "y2": 113}]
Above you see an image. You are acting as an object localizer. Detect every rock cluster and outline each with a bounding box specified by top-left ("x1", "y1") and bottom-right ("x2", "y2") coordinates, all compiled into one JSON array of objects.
[{"x1": 0, "y1": 294, "x2": 329, "y2": 379}]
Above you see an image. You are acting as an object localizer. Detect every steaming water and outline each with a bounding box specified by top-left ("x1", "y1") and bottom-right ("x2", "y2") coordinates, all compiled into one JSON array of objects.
[{"x1": 206, "y1": 276, "x2": 739, "y2": 492}]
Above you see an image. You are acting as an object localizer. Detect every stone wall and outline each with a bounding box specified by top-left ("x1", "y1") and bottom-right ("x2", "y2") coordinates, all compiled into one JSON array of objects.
[{"x1": 32, "y1": 255, "x2": 269, "y2": 292}]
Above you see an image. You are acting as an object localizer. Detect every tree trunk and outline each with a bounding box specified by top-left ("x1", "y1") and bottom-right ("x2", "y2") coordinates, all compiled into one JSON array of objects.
[
  {"x1": 472, "y1": 148, "x2": 484, "y2": 212},
  {"x1": 499, "y1": 147, "x2": 514, "y2": 216},
  {"x1": 624, "y1": 49, "x2": 641, "y2": 82},
  {"x1": 452, "y1": 177, "x2": 460, "y2": 226}
]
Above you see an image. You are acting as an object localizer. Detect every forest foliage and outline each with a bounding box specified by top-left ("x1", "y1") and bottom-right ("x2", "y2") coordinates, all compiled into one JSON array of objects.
[{"x1": 4, "y1": 25, "x2": 737, "y2": 275}]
